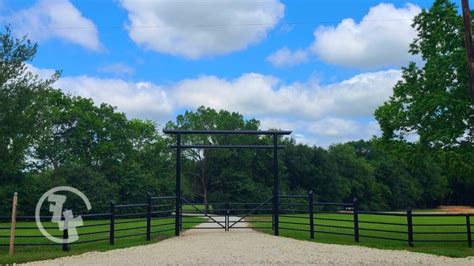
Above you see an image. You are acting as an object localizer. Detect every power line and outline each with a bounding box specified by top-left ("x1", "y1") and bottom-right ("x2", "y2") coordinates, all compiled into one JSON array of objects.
[{"x1": 16, "y1": 19, "x2": 415, "y2": 31}]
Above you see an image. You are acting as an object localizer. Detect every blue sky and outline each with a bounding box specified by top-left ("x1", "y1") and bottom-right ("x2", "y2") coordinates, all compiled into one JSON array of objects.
[{"x1": 1, "y1": 0, "x2": 449, "y2": 146}]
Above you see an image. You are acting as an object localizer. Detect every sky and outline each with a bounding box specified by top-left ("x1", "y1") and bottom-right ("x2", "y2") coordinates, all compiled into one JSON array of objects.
[{"x1": 0, "y1": 0, "x2": 450, "y2": 146}]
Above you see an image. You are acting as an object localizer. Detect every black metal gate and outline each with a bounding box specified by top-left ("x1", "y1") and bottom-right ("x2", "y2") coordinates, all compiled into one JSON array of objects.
[{"x1": 179, "y1": 197, "x2": 273, "y2": 232}]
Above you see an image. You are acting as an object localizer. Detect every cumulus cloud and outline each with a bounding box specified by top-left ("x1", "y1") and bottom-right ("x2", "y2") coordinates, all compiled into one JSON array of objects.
[
  {"x1": 172, "y1": 70, "x2": 401, "y2": 119},
  {"x1": 119, "y1": 0, "x2": 284, "y2": 59},
  {"x1": 5, "y1": 0, "x2": 101, "y2": 51},
  {"x1": 56, "y1": 76, "x2": 173, "y2": 120},
  {"x1": 311, "y1": 3, "x2": 420, "y2": 68},
  {"x1": 266, "y1": 47, "x2": 308, "y2": 67},
  {"x1": 28, "y1": 64, "x2": 400, "y2": 146}
]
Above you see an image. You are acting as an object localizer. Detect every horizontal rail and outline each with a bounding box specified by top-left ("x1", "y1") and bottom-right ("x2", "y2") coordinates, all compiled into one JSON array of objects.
[
  {"x1": 358, "y1": 220, "x2": 406, "y2": 226},
  {"x1": 150, "y1": 196, "x2": 176, "y2": 200},
  {"x1": 314, "y1": 202, "x2": 353, "y2": 207},
  {"x1": 115, "y1": 212, "x2": 147, "y2": 218},
  {"x1": 170, "y1": 145, "x2": 285, "y2": 149},
  {"x1": 163, "y1": 129, "x2": 292, "y2": 135},
  {"x1": 412, "y1": 231, "x2": 466, "y2": 235},
  {"x1": 114, "y1": 225, "x2": 147, "y2": 232},
  {"x1": 79, "y1": 223, "x2": 110, "y2": 229},
  {"x1": 81, "y1": 213, "x2": 111, "y2": 218},
  {"x1": 313, "y1": 230, "x2": 353, "y2": 237},
  {"x1": 114, "y1": 219, "x2": 145, "y2": 225},
  {"x1": 314, "y1": 223, "x2": 353, "y2": 230},
  {"x1": 315, "y1": 211, "x2": 353, "y2": 215},
  {"x1": 115, "y1": 204, "x2": 148, "y2": 209},
  {"x1": 414, "y1": 239, "x2": 467, "y2": 243},
  {"x1": 71, "y1": 237, "x2": 109, "y2": 245},
  {"x1": 412, "y1": 223, "x2": 466, "y2": 227},
  {"x1": 359, "y1": 227, "x2": 406, "y2": 234},
  {"x1": 278, "y1": 195, "x2": 306, "y2": 198},
  {"x1": 314, "y1": 217, "x2": 353, "y2": 223},
  {"x1": 279, "y1": 214, "x2": 308, "y2": 219},
  {"x1": 358, "y1": 211, "x2": 406, "y2": 217},
  {"x1": 412, "y1": 213, "x2": 474, "y2": 217},
  {"x1": 231, "y1": 226, "x2": 272, "y2": 229}
]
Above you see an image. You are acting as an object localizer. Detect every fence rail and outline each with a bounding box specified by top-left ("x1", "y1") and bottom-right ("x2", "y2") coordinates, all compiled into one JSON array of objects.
[
  {"x1": 0, "y1": 194, "x2": 178, "y2": 253},
  {"x1": 1, "y1": 192, "x2": 473, "y2": 256},
  {"x1": 274, "y1": 192, "x2": 474, "y2": 248}
]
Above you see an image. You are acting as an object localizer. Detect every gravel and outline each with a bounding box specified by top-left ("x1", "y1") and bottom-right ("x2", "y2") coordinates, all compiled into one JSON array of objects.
[{"x1": 24, "y1": 216, "x2": 474, "y2": 265}]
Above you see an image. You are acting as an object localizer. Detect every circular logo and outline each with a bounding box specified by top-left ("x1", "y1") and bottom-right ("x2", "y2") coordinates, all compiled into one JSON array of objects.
[{"x1": 35, "y1": 186, "x2": 92, "y2": 244}]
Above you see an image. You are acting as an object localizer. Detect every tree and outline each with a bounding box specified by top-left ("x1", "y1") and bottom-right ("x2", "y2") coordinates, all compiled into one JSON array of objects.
[
  {"x1": 165, "y1": 106, "x2": 261, "y2": 210},
  {"x1": 375, "y1": 0, "x2": 473, "y2": 147},
  {"x1": 0, "y1": 26, "x2": 58, "y2": 181}
]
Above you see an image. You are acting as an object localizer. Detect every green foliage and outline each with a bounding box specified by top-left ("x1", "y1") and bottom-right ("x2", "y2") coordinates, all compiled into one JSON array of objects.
[
  {"x1": 375, "y1": 0, "x2": 473, "y2": 147},
  {"x1": 1, "y1": 0, "x2": 473, "y2": 218}
]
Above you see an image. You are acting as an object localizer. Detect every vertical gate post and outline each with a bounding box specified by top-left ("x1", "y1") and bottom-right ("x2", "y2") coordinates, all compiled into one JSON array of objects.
[
  {"x1": 225, "y1": 203, "x2": 230, "y2": 232},
  {"x1": 407, "y1": 208, "x2": 414, "y2": 247},
  {"x1": 179, "y1": 203, "x2": 183, "y2": 232},
  {"x1": 272, "y1": 133, "x2": 279, "y2": 236},
  {"x1": 175, "y1": 133, "x2": 182, "y2": 236},
  {"x1": 353, "y1": 198, "x2": 359, "y2": 243},
  {"x1": 146, "y1": 194, "x2": 152, "y2": 241},
  {"x1": 110, "y1": 201, "x2": 115, "y2": 245},
  {"x1": 308, "y1": 191, "x2": 314, "y2": 239},
  {"x1": 9, "y1": 192, "x2": 18, "y2": 256},
  {"x1": 466, "y1": 215, "x2": 472, "y2": 248}
]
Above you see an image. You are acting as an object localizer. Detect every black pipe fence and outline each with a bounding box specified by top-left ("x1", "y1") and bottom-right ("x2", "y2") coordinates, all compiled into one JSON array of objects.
[
  {"x1": 0, "y1": 195, "x2": 178, "y2": 253},
  {"x1": 1, "y1": 192, "x2": 473, "y2": 255},
  {"x1": 275, "y1": 192, "x2": 473, "y2": 248}
]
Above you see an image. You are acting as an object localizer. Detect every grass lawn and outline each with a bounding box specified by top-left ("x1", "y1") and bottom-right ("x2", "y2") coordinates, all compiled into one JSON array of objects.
[
  {"x1": 0, "y1": 216, "x2": 203, "y2": 264},
  {"x1": 248, "y1": 213, "x2": 474, "y2": 258}
]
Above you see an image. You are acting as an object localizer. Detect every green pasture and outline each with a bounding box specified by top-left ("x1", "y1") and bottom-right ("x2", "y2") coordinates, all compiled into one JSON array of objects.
[
  {"x1": 0, "y1": 216, "x2": 203, "y2": 264},
  {"x1": 248, "y1": 213, "x2": 474, "y2": 257}
]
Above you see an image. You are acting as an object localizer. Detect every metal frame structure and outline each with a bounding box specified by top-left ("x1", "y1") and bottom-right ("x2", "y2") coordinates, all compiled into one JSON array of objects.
[{"x1": 163, "y1": 129, "x2": 292, "y2": 236}]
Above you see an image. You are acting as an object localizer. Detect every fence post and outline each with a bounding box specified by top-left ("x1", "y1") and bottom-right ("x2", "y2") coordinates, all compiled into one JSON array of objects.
[
  {"x1": 407, "y1": 208, "x2": 414, "y2": 247},
  {"x1": 353, "y1": 198, "x2": 359, "y2": 243},
  {"x1": 146, "y1": 194, "x2": 152, "y2": 241},
  {"x1": 9, "y1": 192, "x2": 18, "y2": 256},
  {"x1": 179, "y1": 202, "x2": 183, "y2": 232},
  {"x1": 62, "y1": 216, "x2": 69, "y2": 252},
  {"x1": 225, "y1": 202, "x2": 230, "y2": 232},
  {"x1": 308, "y1": 191, "x2": 314, "y2": 239},
  {"x1": 467, "y1": 215, "x2": 472, "y2": 248},
  {"x1": 110, "y1": 201, "x2": 115, "y2": 245}
]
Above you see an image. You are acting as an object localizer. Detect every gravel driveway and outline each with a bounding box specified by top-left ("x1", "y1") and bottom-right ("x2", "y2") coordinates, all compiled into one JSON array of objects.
[{"x1": 24, "y1": 216, "x2": 474, "y2": 265}]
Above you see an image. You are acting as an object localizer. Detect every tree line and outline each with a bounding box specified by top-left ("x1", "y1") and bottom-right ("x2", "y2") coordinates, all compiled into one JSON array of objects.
[{"x1": 0, "y1": 0, "x2": 472, "y2": 214}]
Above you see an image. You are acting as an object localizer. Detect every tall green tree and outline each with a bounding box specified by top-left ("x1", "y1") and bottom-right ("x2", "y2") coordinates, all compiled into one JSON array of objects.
[
  {"x1": 375, "y1": 0, "x2": 473, "y2": 147},
  {"x1": 0, "y1": 26, "x2": 58, "y2": 180}
]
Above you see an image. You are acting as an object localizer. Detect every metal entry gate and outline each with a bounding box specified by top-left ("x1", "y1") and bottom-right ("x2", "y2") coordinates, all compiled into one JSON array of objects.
[{"x1": 179, "y1": 197, "x2": 274, "y2": 232}]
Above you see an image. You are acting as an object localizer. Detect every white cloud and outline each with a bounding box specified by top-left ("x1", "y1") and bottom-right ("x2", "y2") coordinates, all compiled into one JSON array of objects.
[
  {"x1": 56, "y1": 76, "x2": 173, "y2": 120},
  {"x1": 172, "y1": 70, "x2": 401, "y2": 119},
  {"x1": 28, "y1": 64, "x2": 400, "y2": 146},
  {"x1": 311, "y1": 3, "x2": 420, "y2": 68},
  {"x1": 98, "y1": 63, "x2": 135, "y2": 76},
  {"x1": 6, "y1": 0, "x2": 101, "y2": 51},
  {"x1": 119, "y1": 0, "x2": 284, "y2": 59},
  {"x1": 266, "y1": 47, "x2": 308, "y2": 67}
]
